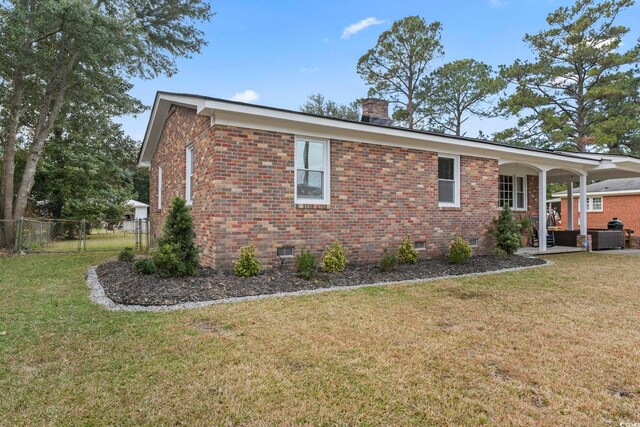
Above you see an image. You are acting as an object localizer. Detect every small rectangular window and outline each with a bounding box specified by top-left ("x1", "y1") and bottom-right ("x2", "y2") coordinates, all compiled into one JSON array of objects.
[
  {"x1": 414, "y1": 241, "x2": 426, "y2": 250},
  {"x1": 277, "y1": 246, "x2": 294, "y2": 257},
  {"x1": 516, "y1": 177, "x2": 525, "y2": 210},
  {"x1": 295, "y1": 138, "x2": 330, "y2": 204},
  {"x1": 157, "y1": 166, "x2": 163, "y2": 210},
  {"x1": 186, "y1": 146, "x2": 194, "y2": 204},
  {"x1": 587, "y1": 196, "x2": 603, "y2": 212},
  {"x1": 438, "y1": 155, "x2": 459, "y2": 207},
  {"x1": 469, "y1": 237, "x2": 479, "y2": 247}
]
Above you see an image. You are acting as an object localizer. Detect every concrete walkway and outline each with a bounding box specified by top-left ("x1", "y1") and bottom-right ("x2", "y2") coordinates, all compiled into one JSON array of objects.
[
  {"x1": 517, "y1": 246, "x2": 640, "y2": 256},
  {"x1": 517, "y1": 246, "x2": 584, "y2": 256}
]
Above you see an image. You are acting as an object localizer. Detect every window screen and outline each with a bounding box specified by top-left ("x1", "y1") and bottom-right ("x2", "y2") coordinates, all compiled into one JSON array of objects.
[
  {"x1": 296, "y1": 140, "x2": 326, "y2": 201},
  {"x1": 438, "y1": 157, "x2": 457, "y2": 204}
]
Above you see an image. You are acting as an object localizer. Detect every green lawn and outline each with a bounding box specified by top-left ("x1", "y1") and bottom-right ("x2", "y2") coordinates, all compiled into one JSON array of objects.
[{"x1": 1, "y1": 252, "x2": 639, "y2": 425}]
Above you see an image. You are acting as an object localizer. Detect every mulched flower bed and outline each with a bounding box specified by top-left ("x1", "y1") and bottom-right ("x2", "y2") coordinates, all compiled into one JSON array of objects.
[{"x1": 96, "y1": 255, "x2": 546, "y2": 306}]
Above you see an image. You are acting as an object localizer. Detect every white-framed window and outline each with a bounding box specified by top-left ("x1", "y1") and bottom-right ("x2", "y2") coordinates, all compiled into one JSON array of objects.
[
  {"x1": 579, "y1": 196, "x2": 603, "y2": 212},
  {"x1": 186, "y1": 145, "x2": 194, "y2": 204},
  {"x1": 157, "y1": 166, "x2": 163, "y2": 210},
  {"x1": 438, "y1": 155, "x2": 460, "y2": 207},
  {"x1": 499, "y1": 175, "x2": 527, "y2": 210},
  {"x1": 589, "y1": 196, "x2": 603, "y2": 211},
  {"x1": 294, "y1": 137, "x2": 330, "y2": 204}
]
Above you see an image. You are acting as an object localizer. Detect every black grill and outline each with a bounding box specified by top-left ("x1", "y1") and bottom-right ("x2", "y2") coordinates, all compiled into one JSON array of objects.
[{"x1": 608, "y1": 218, "x2": 624, "y2": 230}]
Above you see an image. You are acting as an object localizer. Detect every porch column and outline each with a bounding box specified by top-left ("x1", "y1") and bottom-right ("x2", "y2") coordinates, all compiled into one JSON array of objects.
[
  {"x1": 579, "y1": 174, "x2": 588, "y2": 235},
  {"x1": 539, "y1": 170, "x2": 547, "y2": 252},
  {"x1": 566, "y1": 181, "x2": 574, "y2": 231}
]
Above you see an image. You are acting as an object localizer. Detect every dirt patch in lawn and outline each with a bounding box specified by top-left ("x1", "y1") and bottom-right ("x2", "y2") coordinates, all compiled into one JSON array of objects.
[{"x1": 96, "y1": 255, "x2": 546, "y2": 306}]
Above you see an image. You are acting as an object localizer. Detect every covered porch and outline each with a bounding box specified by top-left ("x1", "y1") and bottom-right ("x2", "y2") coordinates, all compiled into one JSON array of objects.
[{"x1": 497, "y1": 152, "x2": 640, "y2": 254}]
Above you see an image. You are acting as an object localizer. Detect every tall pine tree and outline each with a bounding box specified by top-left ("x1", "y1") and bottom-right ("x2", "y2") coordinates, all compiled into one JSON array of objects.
[
  {"x1": 357, "y1": 16, "x2": 444, "y2": 129},
  {"x1": 418, "y1": 59, "x2": 505, "y2": 136},
  {"x1": 498, "y1": 0, "x2": 640, "y2": 152}
]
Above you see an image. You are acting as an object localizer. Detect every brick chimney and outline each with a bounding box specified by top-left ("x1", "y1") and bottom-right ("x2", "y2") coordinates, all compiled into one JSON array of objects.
[{"x1": 361, "y1": 98, "x2": 390, "y2": 125}]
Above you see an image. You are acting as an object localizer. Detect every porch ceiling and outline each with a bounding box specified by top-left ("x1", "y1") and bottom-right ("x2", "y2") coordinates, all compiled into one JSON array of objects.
[{"x1": 572, "y1": 168, "x2": 640, "y2": 183}]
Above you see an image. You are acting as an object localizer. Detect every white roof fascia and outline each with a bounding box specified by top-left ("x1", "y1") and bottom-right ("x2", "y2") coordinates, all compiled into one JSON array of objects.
[
  {"x1": 138, "y1": 94, "x2": 207, "y2": 167},
  {"x1": 127, "y1": 200, "x2": 150, "y2": 208},
  {"x1": 553, "y1": 189, "x2": 640, "y2": 198},
  {"x1": 139, "y1": 93, "x2": 609, "y2": 172}
]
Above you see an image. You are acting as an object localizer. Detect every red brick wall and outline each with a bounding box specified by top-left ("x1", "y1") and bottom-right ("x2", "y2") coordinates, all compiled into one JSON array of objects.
[
  {"x1": 149, "y1": 105, "x2": 219, "y2": 266},
  {"x1": 150, "y1": 105, "x2": 501, "y2": 268},
  {"x1": 560, "y1": 195, "x2": 640, "y2": 232}
]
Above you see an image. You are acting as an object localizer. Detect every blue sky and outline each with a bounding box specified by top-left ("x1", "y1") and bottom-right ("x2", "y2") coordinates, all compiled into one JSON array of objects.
[{"x1": 118, "y1": 0, "x2": 639, "y2": 141}]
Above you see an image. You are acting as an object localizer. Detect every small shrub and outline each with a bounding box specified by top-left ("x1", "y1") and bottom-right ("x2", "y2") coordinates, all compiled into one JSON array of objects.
[
  {"x1": 492, "y1": 204, "x2": 521, "y2": 255},
  {"x1": 447, "y1": 236, "x2": 472, "y2": 264},
  {"x1": 134, "y1": 258, "x2": 156, "y2": 275},
  {"x1": 398, "y1": 236, "x2": 418, "y2": 264},
  {"x1": 234, "y1": 245, "x2": 261, "y2": 277},
  {"x1": 118, "y1": 247, "x2": 134, "y2": 262},
  {"x1": 518, "y1": 217, "x2": 534, "y2": 248},
  {"x1": 152, "y1": 244, "x2": 192, "y2": 277},
  {"x1": 494, "y1": 247, "x2": 507, "y2": 258},
  {"x1": 322, "y1": 241, "x2": 347, "y2": 272},
  {"x1": 519, "y1": 217, "x2": 532, "y2": 234},
  {"x1": 295, "y1": 249, "x2": 318, "y2": 280},
  {"x1": 380, "y1": 249, "x2": 398, "y2": 272},
  {"x1": 153, "y1": 197, "x2": 200, "y2": 277}
]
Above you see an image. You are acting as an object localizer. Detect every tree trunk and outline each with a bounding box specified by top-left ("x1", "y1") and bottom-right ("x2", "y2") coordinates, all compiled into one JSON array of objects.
[
  {"x1": 455, "y1": 102, "x2": 463, "y2": 136},
  {"x1": 407, "y1": 99, "x2": 414, "y2": 129},
  {"x1": 0, "y1": 77, "x2": 26, "y2": 248},
  {"x1": 13, "y1": 88, "x2": 69, "y2": 220},
  {"x1": 12, "y1": 42, "x2": 79, "y2": 221},
  {"x1": 576, "y1": 69, "x2": 587, "y2": 152},
  {"x1": 1, "y1": 78, "x2": 25, "y2": 220}
]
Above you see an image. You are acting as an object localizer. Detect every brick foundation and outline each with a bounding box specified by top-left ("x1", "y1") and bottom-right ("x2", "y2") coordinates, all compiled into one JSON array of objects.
[{"x1": 150, "y1": 106, "x2": 501, "y2": 268}]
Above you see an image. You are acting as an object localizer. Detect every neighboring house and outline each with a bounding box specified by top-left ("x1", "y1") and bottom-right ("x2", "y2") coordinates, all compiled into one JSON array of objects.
[
  {"x1": 121, "y1": 200, "x2": 149, "y2": 232},
  {"x1": 553, "y1": 178, "x2": 640, "y2": 232},
  {"x1": 126, "y1": 199, "x2": 149, "y2": 221},
  {"x1": 137, "y1": 92, "x2": 640, "y2": 267}
]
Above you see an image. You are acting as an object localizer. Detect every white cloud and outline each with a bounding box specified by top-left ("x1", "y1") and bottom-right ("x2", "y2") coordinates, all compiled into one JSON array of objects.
[
  {"x1": 551, "y1": 73, "x2": 577, "y2": 86},
  {"x1": 300, "y1": 67, "x2": 319, "y2": 73},
  {"x1": 588, "y1": 37, "x2": 620, "y2": 50},
  {"x1": 341, "y1": 17, "x2": 384, "y2": 39},
  {"x1": 231, "y1": 89, "x2": 259, "y2": 103},
  {"x1": 489, "y1": 0, "x2": 507, "y2": 7}
]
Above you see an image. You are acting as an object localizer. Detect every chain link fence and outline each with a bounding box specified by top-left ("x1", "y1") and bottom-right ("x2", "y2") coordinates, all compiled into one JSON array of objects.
[{"x1": 1, "y1": 218, "x2": 149, "y2": 253}]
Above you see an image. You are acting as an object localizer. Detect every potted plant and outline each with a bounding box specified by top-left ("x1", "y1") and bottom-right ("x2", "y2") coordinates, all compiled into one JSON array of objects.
[{"x1": 519, "y1": 217, "x2": 533, "y2": 248}]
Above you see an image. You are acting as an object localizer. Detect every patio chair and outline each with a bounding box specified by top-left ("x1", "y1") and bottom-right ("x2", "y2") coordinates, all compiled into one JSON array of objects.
[{"x1": 529, "y1": 215, "x2": 555, "y2": 248}]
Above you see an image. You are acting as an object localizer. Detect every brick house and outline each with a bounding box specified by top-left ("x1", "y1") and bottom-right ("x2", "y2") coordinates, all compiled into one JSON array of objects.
[
  {"x1": 138, "y1": 92, "x2": 640, "y2": 267},
  {"x1": 554, "y1": 178, "x2": 640, "y2": 232}
]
